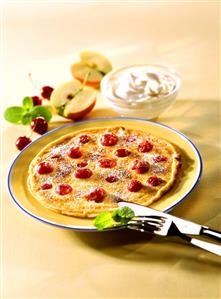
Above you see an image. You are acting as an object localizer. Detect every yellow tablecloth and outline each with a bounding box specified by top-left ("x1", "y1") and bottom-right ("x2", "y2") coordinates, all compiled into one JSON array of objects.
[{"x1": 1, "y1": 2, "x2": 220, "y2": 299}]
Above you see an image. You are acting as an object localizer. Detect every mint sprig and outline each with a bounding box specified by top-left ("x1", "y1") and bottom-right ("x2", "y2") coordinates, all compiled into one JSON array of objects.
[
  {"x1": 4, "y1": 96, "x2": 52, "y2": 124},
  {"x1": 94, "y1": 206, "x2": 135, "y2": 231}
]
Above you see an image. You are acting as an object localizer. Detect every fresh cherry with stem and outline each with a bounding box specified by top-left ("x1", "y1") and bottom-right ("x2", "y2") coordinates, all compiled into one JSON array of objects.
[{"x1": 28, "y1": 73, "x2": 54, "y2": 100}]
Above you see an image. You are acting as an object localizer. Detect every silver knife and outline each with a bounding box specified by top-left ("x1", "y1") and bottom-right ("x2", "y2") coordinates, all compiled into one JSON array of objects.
[{"x1": 118, "y1": 201, "x2": 221, "y2": 256}]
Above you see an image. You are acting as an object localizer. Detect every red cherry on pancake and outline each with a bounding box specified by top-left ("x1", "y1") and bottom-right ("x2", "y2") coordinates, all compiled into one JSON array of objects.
[
  {"x1": 98, "y1": 158, "x2": 116, "y2": 168},
  {"x1": 85, "y1": 187, "x2": 106, "y2": 203},
  {"x1": 128, "y1": 180, "x2": 143, "y2": 192},
  {"x1": 77, "y1": 161, "x2": 88, "y2": 168},
  {"x1": 131, "y1": 160, "x2": 150, "y2": 174},
  {"x1": 41, "y1": 183, "x2": 52, "y2": 190},
  {"x1": 114, "y1": 148, "x2": 131, "y2": 158},
  {"x1": 78, "y1": 135, "x2": 90, "y2": 144},
  {"x1": 153, "y1": 155, "x2": 167, "y2": 162},
  {"x1": 67, "y1": 146, "x2": 82, "y2": 159},
  {"x1": 37, "y1": 162, "x2": 53, "y2": 174},
  {"x1": 55, "y1": 183, "x2": 73, "y2": 195},
  {"x1": 147, "y1": 176, "x2": 165, "y2": 186},
  {"x1": 75, "y1": 168, "x2": 93, "y2": 179},
  {"x1": 105, "y1": 175, "x2": 119, "y2": 183},
  {"x1": 100, "y1": 133, "x2": 118, "y2": 146},
  {"x1": 138, "y1": 140, "x2": 153, "y2": 153}
]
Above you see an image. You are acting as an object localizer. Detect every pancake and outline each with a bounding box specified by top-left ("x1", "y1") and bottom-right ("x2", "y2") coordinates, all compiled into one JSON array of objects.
[{"x1": 28, "y1": 126, "x2": 181, "y2": 218}]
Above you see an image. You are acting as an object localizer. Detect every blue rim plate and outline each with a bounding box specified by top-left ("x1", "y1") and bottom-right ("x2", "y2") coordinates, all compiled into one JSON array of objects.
[{"x1": 8, "y1": 117, "x2": 203, "y2": 231}]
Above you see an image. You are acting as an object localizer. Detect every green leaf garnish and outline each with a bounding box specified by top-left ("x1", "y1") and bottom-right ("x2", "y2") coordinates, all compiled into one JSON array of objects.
[
  {"x1": 21, "y1": 113, "x2": 33, "y2": 125},
  {"x1": 4, "y1": 99, "x2": 52, "y2": 125},
  {"x1": 94, "y1": 206, "x2": 135, "y2": 231},
  {"x1": 22, "y1": 96, "x2": 33, "y2": 111},
  {"x1": 31, "y1": 106, "x2": 52, "y2": 122},
  {"x1": 4, "y1": 106, "x2": 23, "y2": 124},
  {"x1": 94, "y1": 211, "x2": 117, "y2": 231},
  {"x1": 112, "y1": 206, "x2": 135, "y2": 225}
]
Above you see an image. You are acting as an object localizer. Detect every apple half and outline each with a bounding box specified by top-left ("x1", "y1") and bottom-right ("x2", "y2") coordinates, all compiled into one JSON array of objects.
[
  {"x1": 51, "y1": 80, "x2": 97, "y2": 120},
  {"x1": 70, "y1": 51, "x2": 112, "y2": 88}
]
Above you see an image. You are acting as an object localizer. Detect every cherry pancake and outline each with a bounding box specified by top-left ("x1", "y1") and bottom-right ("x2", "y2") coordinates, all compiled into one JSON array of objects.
[{"x1": 28, "y1": 126, "x2": 181, "y2": 218}]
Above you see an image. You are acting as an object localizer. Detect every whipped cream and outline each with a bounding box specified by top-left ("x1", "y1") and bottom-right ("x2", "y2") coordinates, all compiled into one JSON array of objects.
[{"x1": 105, "y1": 65, "x2": 177, "y2": 105}]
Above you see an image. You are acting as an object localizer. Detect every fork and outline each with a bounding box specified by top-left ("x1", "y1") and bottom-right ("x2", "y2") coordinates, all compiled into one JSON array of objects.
[{"x1": 128, "y1": 215, "x2": 221, "y2": 256}]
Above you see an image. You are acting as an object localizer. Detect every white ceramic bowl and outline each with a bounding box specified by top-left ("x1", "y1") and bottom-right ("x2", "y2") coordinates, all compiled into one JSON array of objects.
[{"x1": 101, "y1": 64, "x2": 181, "y2": 119}]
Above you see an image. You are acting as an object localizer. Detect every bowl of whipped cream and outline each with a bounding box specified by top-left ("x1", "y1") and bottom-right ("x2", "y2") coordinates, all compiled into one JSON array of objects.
[{"x1": 101, "y1": 64, "x2": 181, "y2": 119}]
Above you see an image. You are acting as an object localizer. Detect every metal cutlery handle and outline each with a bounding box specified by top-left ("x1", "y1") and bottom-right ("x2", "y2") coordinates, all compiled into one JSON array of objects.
[
  {"x1": 190, "y1": 238, "x2": 221, "y2": 256},
  {"x1": 201, "y1": 226, "x2": 221, "y2": 242}
]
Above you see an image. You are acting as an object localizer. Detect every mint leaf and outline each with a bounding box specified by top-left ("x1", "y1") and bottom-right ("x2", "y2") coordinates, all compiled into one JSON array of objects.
[
  {"x1": 22, "y1": 97, "x2": 33, "y2": 111},
  {"x1": 21, "y1": 112, "x2": 33, "y2": 125},
  {"x1": 94, "y1": 207, "x2": 135, "y2": 231},
  {"x1": 112, "y1": 206, "x2": 135, "y2": 224},
  {"x1": 4, "y1": 106, "x2": 23, "y2": 124},
  {"x1": 31, "y1": 106, "x2": 52, "y2": 122},
  {"x1": 94, "y1": 211, "x2": 117, "y2": 231}
]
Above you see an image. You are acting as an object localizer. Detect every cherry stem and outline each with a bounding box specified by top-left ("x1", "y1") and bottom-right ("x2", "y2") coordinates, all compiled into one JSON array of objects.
[
  {"x1": 28, "y1": 72, "x2": 41, "y2": 91},
  {"x1": 75, "y1": 72, "x2": 90, "y2": 95},
  {"x1": 82, "y1": 71, "x2": 90, "y2": 87}
]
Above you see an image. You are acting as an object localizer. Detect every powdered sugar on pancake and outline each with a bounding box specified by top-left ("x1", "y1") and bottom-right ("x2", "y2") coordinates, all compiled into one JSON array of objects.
[{"x1": 28, "y1": 126, "x2": 181, "y2": 218}]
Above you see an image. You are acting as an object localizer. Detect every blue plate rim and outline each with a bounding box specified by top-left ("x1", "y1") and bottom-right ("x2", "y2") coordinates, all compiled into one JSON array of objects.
[{"x1": 7, "y1": 117, "x2": 203, "y2": 231}]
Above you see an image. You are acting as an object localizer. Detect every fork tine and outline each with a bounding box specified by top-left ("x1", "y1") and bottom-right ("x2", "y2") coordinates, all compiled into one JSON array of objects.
[
  {"x1": 130, "y1": 219, "x2": 163, "y2": 229},
  {"x1": 128, "y1": 223, "x2": 156, "y2": 234},
  {"x1": 133, "y1": 216, "x2": 166, "y2": 226},
  {"x1": 128, "y1": 219, "x2": 161, "y2": 232}
]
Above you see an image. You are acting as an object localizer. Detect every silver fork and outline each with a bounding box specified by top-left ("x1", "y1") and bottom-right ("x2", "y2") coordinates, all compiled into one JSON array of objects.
[{"x1": 128, "y1": 215, "x2": 221, "y2": 256}]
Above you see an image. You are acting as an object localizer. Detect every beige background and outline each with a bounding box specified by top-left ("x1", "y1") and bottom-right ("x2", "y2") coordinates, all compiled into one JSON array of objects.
[{"x1": 1, "y1": 1, "x2": 221, "y2": 299}]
